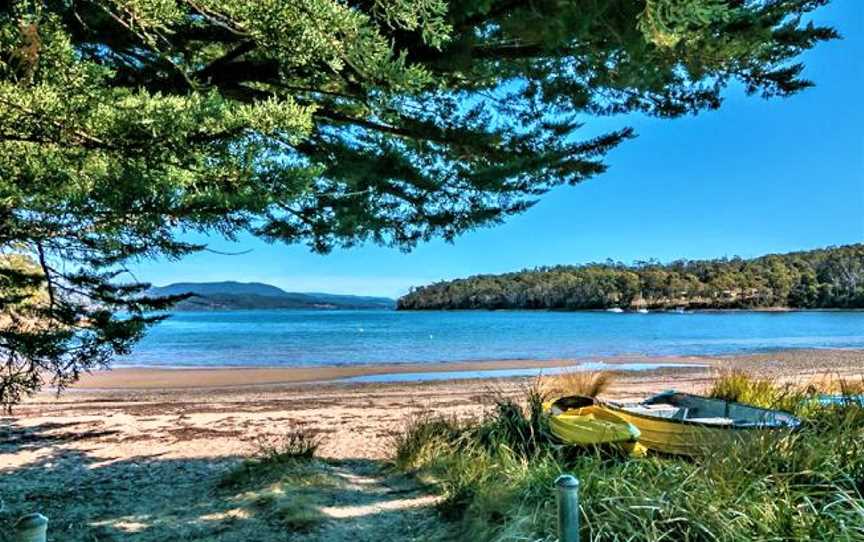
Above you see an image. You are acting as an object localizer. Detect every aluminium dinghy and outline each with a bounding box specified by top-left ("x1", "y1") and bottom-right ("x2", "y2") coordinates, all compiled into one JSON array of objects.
[{"x1": 600, "y1": 390, "x2": 801, "y2": 456}]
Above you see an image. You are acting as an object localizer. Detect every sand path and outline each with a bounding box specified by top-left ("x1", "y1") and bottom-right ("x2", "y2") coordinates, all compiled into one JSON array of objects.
[{"x1": 294, "y1": 460, "x2": 447, "y2": 542}]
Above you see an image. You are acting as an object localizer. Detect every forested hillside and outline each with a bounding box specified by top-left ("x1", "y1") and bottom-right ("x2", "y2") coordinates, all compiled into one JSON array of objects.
[{"x1": 398, "y1": 245, "x2": 864, "y2": 311}]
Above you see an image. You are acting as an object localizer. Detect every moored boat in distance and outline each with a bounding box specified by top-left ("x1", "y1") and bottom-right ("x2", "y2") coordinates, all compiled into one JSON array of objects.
[
  {"x1": 606, "y1": 307, "x2": 624, "y2": 313},
  {"x1": 600, "y1": 391, "x2": 801, "y2": 456},
  {"x1": 636, "y1": 308, "x2": 649, "y2": 314}
]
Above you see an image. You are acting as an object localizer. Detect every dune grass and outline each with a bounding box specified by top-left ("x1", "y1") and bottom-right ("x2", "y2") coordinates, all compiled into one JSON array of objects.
[
  {"x1": 220, "y1": 428, "x2": 322, "y2": 489},
  {"x1": 394, "y1": 374, "x2": 864, "y2": 541},
  {"x1": 218, "y1": 428, "x2": 332, "y2": 532},
  {"x1": 541, "y1": 370, "x2": 613, "y2": 399},
  {"x1": 238, "y1": 464, "x2": 335, "y2": 532}
]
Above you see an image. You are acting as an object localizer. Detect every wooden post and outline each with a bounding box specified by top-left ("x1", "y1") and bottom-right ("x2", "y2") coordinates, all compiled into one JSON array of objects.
[
  {"x1": 556, "y1": 474, "x2": 580, "y2": 542},
  {"x1": 14, "y1": 513, "x2": 47, "y2": 542}
]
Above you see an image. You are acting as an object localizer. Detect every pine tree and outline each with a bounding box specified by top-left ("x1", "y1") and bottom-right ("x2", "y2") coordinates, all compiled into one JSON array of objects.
[{"x1": 0, "y1": 0, "x2": 837, "y2": 408}]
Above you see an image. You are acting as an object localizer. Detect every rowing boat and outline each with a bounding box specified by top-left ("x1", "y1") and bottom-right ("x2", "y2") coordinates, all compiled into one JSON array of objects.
[
  {"x1": 547, "y1": 396, "x2": 645, "y2": 456},
  {"x1": 600, "y1": 390, "x2": 801, "y2": 456}
]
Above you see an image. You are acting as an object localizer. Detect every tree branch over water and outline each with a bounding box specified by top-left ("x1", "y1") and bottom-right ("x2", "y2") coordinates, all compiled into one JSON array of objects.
[{"x1": 0, "y1": 0, "x2": 838, "y2": 406}]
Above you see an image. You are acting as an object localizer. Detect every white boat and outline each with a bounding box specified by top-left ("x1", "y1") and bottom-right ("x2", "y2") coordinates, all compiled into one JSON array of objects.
[
  {"x1": 636, "y1": 308, "x2": 649, "y2": 314},
  {"x1": 673, "y1": 307, "x2": 686, "y2": 314},
  {"x1": 606, "y1": 307, "x2": 624, "y2": 313}
]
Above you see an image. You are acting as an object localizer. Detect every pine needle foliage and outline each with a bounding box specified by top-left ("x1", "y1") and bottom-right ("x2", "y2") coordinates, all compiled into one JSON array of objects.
[{"x1": 0, "y1": 0, "x2": 838, "y2": 406}]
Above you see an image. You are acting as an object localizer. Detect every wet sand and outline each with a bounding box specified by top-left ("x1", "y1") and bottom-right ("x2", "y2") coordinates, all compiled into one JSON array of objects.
[{"x1": 67, "y1": 355, "x2": 705, "y2": 390}]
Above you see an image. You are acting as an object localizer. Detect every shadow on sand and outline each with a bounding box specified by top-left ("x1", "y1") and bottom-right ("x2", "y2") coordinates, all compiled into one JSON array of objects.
[{"x1": 0, "y1": 420, "x2": 446, "y2": 542}]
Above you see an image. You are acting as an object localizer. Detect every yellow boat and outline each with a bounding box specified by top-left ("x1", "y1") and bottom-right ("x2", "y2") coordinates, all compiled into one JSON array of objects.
[
  {"x1": 547, "y1": 396, "x2": 645, "y2": 456},
  {"x1": 600, "y1": 391, "x2": 801, "y2": 456}
]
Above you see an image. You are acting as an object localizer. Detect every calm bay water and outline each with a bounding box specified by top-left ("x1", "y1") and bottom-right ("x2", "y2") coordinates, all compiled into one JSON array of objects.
[{"x1": 117, "y1": 310, "x2": 864, "y2": 368}]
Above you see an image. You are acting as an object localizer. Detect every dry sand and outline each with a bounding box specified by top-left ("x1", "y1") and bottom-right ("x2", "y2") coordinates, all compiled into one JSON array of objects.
[
  {"x1": 1, "y1": 349, "x2": 862, "y2": 541},
  {"x1": 5, "y1": 349, "x2": 863, "y2": 463}
]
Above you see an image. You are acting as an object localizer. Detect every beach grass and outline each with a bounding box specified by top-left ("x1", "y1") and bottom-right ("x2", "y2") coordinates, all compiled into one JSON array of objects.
[
  {"x1": 237, "y1": 461, "x2": 335, "y2": 532},
  {"x1": 393, "y1": 373, "x2": 864, "y2": 541},
  {"x1": 207, "y1": 428, "x2": 333, "y2": 533},
  {"x1": 219, "y1": 427, "x2": 323, "y2": 489},
  {"x1": 540, "y1": 370, "x2": 613, "y2": 399}
]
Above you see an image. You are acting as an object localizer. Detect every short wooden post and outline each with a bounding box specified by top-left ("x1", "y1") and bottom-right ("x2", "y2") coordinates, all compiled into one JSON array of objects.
[
  {"x1": 556, "y1": 474, "x2": 580, "y2": 542},
  {"x1": 14, "y1": 513, "x2": 48, "y2": 542}
]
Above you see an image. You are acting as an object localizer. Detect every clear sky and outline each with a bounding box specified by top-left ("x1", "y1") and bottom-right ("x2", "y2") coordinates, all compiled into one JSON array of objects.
[{"x1": 132, "y1": 0, "x2": 864, "y2": 298}]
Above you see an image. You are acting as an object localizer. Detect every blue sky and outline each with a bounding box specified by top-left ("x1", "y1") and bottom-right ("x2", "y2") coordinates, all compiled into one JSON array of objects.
[{"x1": 132, "y1": 0, "x2": 864, "y2": 298}]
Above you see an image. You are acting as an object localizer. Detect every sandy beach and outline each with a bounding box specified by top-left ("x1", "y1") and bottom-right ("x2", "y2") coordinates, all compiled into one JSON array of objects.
[
  {"x1": 2, "y1": 348, "x2": 862, "y2": 541},
  {"x1": 5, "y1": 348, "x2": 863, "y2": 462}
]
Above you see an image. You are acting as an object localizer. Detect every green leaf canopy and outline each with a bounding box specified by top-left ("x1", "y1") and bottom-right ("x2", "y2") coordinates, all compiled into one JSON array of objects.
[{"x1": 0, "y1": 0, "x2": 837, "y2": 407}]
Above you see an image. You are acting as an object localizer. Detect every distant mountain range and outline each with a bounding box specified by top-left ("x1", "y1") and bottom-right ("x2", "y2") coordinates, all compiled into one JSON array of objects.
[{"x1": 147, "y1": 281, "x2": 395, "y2": 311}]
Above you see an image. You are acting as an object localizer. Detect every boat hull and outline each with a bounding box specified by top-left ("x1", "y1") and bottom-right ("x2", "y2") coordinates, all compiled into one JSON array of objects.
[
  {"x1": 599, "y1": 405, "x2": 744, "y2": 455},
  {"x1": 600, "y1": 392, "x2": 799, "y2": 456},
  {"x1": 549, "y1": 405, "x2": 640, "y2": 445}
]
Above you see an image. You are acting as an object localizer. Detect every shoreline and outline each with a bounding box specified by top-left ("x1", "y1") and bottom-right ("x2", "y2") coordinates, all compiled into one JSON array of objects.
[
  {"x1": 68, "y1": 348, "x2": 863, "y2": 391},
  {"x1": 7, "y1": 348, "x2": 862, "y2": 463},
  {"x1": 167, "y1": 307, "x2": 864, "y2": 313},
  {"x1": 71, "y1": 356, "x2": 705, "y2": 390},
  {"x1": 5, "y1": 348, "x2": 862, "y2": 498}
]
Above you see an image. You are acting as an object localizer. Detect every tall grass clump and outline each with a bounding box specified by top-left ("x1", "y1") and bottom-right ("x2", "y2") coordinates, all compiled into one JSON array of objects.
[
  {"x1": 542, "y1": 370, "x2": 613, "y2": 399},
  {"x1": 707, "y1": 369, "x2": 799, "y2": 407},
  {"x1": 395, "y1": 375, "x2": 864, "y2": 541},
  {"x1": 393, "y1": 413, "x2": 468, "y2": 471},
  {"x1": 256, "y1": 428, "x2": 322, "y2": 462},
  {"x1": 216, "y1": 428, "x2": 335, "y2": 532},
  {"x1": 220, "y1": 428, "x2": 322, "y2": 489}
]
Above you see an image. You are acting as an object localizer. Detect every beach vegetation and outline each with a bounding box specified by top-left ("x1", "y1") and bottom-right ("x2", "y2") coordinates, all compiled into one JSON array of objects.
[
  {"x1": 221, "y1": 458, "x2": 338, "y2": 533},
  {"x1": 394, "y1": 374, "x2": 864, "y2": 541},
  {"x1": 706, "y1": 369, "x2": 808, "y2": 413},
  {"x1": 256, "y1": 428, "x2": 322, "y2": 463},
  {"x1": 0, "y1": 0, "x2": 838, "y2": 408},
  {"x1": 215, "y1": 430, "x2": 334, "y2": 533},
  {"x1": 219, "y1": 428, "x2": 322, "y2": 489},
  {"x1": 541, "y1": 370, "x2": 613, "y2": 399},
  {"x1": 393, "y1": 413, "x2": 468, "y2": 472},
  {"x1": 268, "y1": 493, "x2": 328, "y2": 532}
]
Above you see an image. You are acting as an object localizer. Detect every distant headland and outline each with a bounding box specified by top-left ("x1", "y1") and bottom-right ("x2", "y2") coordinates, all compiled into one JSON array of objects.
[
  {"x1": 397, "y1": 244, "x2": 864, "y2": 311},
  {"x1": 148, "y1": 281, "x2": 395, "y2": 311}
]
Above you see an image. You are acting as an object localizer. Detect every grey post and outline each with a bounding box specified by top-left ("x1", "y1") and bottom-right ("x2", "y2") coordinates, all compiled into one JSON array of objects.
[
  {"x1": 14, "y1": 513, "x2": 48, "y2": 542},
  {"x1": 555, "y1": 474, "x2": 580, "y2": 542}
]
